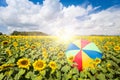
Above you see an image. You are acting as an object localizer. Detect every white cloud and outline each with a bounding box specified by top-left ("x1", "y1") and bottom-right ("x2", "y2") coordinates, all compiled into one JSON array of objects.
[{"x1": 0, "y1": 0, "x2": 120, "y2": 35}]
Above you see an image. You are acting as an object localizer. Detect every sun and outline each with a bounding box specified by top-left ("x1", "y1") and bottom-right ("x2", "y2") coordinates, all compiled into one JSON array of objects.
[
  {"x1": 58, "y1": 33, "x2": 73, "y2": 41},
  {"x1": 55, "y1": 27, "x2": 74, "y2": 42}
]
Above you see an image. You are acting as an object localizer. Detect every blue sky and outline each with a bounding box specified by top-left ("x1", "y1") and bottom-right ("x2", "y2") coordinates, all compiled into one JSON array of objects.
[
  {"x1": 30, "y1": 0, "x2": 120, "y2": 9},
  {"x1": 0, "y1": 0, "x2": 120, "y2": 35},
  {"x1": 0, "y1": 0, "x2": 7, "y2": 6},
  {"x1": 1, "y1": 0, "x2": 120, "y2": 10}
]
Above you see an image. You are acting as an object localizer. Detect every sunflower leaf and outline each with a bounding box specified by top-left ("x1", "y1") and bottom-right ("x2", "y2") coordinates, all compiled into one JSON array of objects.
[
  {"x1": 0, "y1": 73, "x2": 5, "y2": 80},
  {"x1": 32, "y1": 75, "x2": 42, "y2": 80},
  {"x1": 9, "y1": 59, "x2": 15, "y2": 63},
  {"x1": 80, "y1": 71, "x2": 85, "y2": 78},
  {"x1": 106, "y1": 73, "x2": 113, "y2": 79},
  {"x1": 72, "y1": 67, "x2": 79, "y2": 74},
  {"x1": 97, "y1": 73, "x2": 106, "y2": 80},
  {"x1": 61, "y1": 65, "x2": 70, "y2": 73},
  {"x1": 25, "y1": 71, "x2": 33, "y2": 79},
  {"x1": 56, "y1": 71, "x2": 61, "y2": 79},
  {"x1": 7, "y1": 70, "x2": 14, "y2": 77},
  {"x1": 40, "y1": 70, "x2": 46, "y2": 77},
  {"x1": 87, "y1": 71, "x2": 95, "y2": 80},
  {"x1": 66, "y1": 73, "x2": 72, "y2": 79},
  {"x1": 14, "y1": 69, "x2": 26, "y2": 80},
  {"x1": 91, "y1": 69, "x2": 96, "y2": 74}
]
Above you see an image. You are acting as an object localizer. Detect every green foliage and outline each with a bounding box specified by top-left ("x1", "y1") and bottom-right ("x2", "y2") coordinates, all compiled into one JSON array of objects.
[
  {"x1": 0, "y1": 32, "x2": 2, "y2": 35},
  {"x1": 11, "y1": 31, "x2": 48, "y2": 36}
]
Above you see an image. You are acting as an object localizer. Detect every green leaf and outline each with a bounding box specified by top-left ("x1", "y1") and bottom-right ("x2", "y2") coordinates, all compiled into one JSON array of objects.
[
  {"x1": 109, "y1": 60, "x2": 119, "y2": 68},
  {"x1": 66, "y1": 73, "x2": 72, "y2": 79},
  {"x1": 106, "y1": 73, "x2": 113, "y2": 79},
  {"x1": 80, "y1": 71, "x2": 85, "y2": 78},
  {"x1": 32, "y1": 75, "x2": 42, "y2": 80},
  {"x1": 97, "y1": 73, "x2": 106, "y2": 80},
  {"x1": 40, "y1": 70, "x2": 46, "y2": 77},
  {"x1": 107, "y1": 68, "x2": 115, "y2": 74},
  {"x1": 14, "y1": 69, "x2": 26, "y2": 80},
  {"x1": 0, "y1": 73, "x2": 5, "y2": 80},
  {"x1": 87, "y1": 72, "x2": 95, "y2": 80},
  {"x1": 111, "y1": 56, "x2": 120, "y2": 64},
  {"x1": 20, "y1": 52, "x2": 24, "y2": 57},
  {"x1": 71, "y1": 67, "x2": 79, "y2": 75},
  {"x1": 14, "y1": 53, "x2": 19, "y2": 58},
  {"x1": 59, "y1": 60, "x2": 65, "y2": 65},
  {"x1": 56, "y1": 71, "x2": 61, "y2": 79},
  {"x1": 25, "y1": 71, "x2": 33, "y2": 79},
  {"x1": 62, "y1": 73, "x2": 68, "y2": 80},
  {"x1": 7, "y1": 58, "x2": 15, "y2": 63},
  {"x1": 115, "y1": 71, "x2": 120, "y2": 75},
  {"x1": 57, "y1": 64, "x2": 61, "y2": 70},
  {"x1": 52, "y1": 56, "x2": 57, "y2": 60},
  {"x1": 19, "y1": 69, "x2": 26, "y2": 75},
  {"x1": 72, "y1": 75, "x2": 78, "y2": 80},
  {"x1": 6, "y1": 70, "x2": 14, "y2": 77},
  {"x1": 91, "y1": 69, "x2": 96, "y2": 74},
  {"x1": 101, "y1": 68, "x2": 107, "y2": 73},
  {"x1": 61, "y1": 65, "x2": 70, "y2": 73}
]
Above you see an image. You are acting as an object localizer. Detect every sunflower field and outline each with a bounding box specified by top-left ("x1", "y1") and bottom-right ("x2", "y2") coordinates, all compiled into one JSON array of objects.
[{"x1": 0, "y1": 35, "x2": 120, "y2": 80}]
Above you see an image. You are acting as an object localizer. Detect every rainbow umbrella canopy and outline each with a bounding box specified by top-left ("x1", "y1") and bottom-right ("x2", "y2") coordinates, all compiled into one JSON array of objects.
[{"x1": 65, "y1": 39, "x2": 103, "y2": 71}]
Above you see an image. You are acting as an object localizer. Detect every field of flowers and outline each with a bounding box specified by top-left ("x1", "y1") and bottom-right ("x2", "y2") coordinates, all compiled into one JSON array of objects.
[{"x1": 0, "y1": 35, "x2": 120, "y2": 80}]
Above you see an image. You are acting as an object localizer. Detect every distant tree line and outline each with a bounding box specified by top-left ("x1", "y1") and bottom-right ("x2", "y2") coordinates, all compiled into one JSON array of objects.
[
  {"x1": 0, "y1": 32, "x2": 3, "y2": 35},
  {"x1": 11, "y1": 31, "x2": 48, "y2": 36}
]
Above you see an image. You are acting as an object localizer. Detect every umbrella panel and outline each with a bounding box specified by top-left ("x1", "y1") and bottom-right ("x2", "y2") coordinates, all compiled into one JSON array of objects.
[{"x1": 83, "y1": 50, "x2": 103, "y2": 59}]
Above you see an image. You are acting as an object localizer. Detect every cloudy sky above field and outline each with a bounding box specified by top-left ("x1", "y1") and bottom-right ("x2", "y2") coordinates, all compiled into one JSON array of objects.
[{"x1": 0, "y1": 0, "x2": 120, "y2": 35}]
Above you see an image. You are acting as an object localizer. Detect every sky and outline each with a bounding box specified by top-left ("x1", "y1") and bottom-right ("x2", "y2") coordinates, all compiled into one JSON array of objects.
[{"x1": 0, "y1": 0, "x2": 120, "y2": 35}]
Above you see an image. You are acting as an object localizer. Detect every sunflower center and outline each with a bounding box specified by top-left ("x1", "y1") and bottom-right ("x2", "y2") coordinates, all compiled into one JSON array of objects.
[
  {"x1": 21, "y1": 60, "x2": 28, "y2": 65},
  {"x1": 3, "y1": 42, "x2": 8, "y2": 45},
  {"x1": 32, "y1": 46, "x2": 36, "y2": 49},
  {"x1": 37, "y1": 62, "x2": 43, "y2": 68},
  {"x1": 95, "y1": 59, "x2": 100, "y2": 62},
  {"x1": 69, "y1": 56, "x2": 74, "y2": 61},
  {"x1": 59, "y1": 53, "x2": 63, "y2": 56},
  {"x1": 115, "y1": 47, "x2": 119, "y2": 49},
  {"x1": 51, "y1": 63, "x2": 55, "y2": 67}
]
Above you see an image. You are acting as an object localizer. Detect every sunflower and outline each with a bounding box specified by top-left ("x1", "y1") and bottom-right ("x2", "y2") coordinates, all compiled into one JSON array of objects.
[
  {"x1": 42, "y1": 48, "x2": 47, "y2": 52},
  {"x1": 105, "y1": 41, "x2": 111, "y2": 46},
  {"x1": 42, "y1": 51, "x2": 48, "y2": 58},
  {"x1": 48, "y1": 61, "x2": 57, "y2": 70},
  {"x1": 68, "y1": 56, "x2": 74, "y2": 62},
  {"x1": 0, "y1": 64, "x2": 14, "y2": 70},
  {"x1": 0, "y1": 66, "x2": 3, "y2": 71},
  {"x1": 2, "y1": 41, "x2": 9, "y2": 46},
  {"x1": 33, "y1": 60, "x2": 46, "y2": 71},
  {"x1": 91, "y1": 61, "x2": 97, "y2": 68},
  {"x1": 94, "y1": 58, "x2": 101, "y2": 65},
  {"x1": 103, "y1": 46, "x2": 109, "y2": 50},
  {"x1": 58, "y1": 51, "x2": 64, "y2": 58},
  {"x1": 2, "y1": 64, "x2": 14, "y2": 68},
  {"x1": 25, "y1": 44, "x2": 30, "y2": 48},
  {"x1": 13, "y1": 42, "x2": 18, "y2": 47},
  {"x1": 114, "y1": 46, "x2": 120, "y2": 51},
  {"x1": 17, "y1": 58, "x2": 30, "y2": 69},
  {"x1": 20, "y1": 46, "x2": 25, "y2": 51},
  {"x1": 31, "y1": 45, "x2": 36, "y2": 49},
  {"x1": 6, "y1": 49, "x2": 12, "y2": 56},
  {"x1": 106, "y1": 63, "x2": 111, "y2": 68}
]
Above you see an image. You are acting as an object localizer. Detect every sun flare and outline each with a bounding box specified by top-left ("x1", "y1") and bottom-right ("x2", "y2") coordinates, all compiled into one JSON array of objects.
[{"x1": 55, "y1": 28, "x2": 75, "y2": 42}]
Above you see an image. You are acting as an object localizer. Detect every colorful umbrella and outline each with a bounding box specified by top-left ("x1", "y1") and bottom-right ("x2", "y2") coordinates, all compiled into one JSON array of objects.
[{"x1": 65, "y1": 39, "x2": 103, "y2": 71}]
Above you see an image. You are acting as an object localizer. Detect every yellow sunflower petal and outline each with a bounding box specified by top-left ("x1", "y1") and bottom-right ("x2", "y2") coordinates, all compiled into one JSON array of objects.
[
  {"x1": 33, "y1": 60, "x2": 46, "y2": 71},
  {"x1": 17, "y1": 58, "x2": 30, "y2": 69}
]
